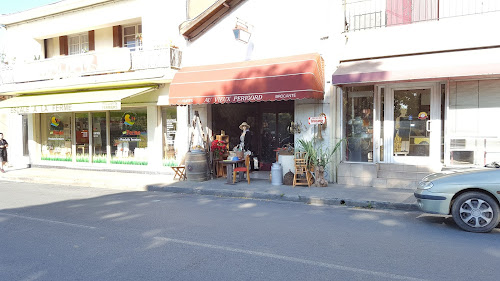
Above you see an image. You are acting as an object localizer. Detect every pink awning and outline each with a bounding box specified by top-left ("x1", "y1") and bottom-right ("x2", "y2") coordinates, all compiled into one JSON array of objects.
[
  {"x1": 332, "y1": 48, "x2": 500, "y2": 85},
  {"x1": 169, "y1": 53, "x2": 324, "y2": 105}
]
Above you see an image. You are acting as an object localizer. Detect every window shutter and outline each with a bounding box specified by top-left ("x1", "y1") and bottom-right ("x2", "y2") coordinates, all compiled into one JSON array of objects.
[
  {"x1": 44, "y1": 39, "x2": 48, "y2": 59},
  {"x1": 59, "y1": 35, "x2": 68, "y2": 56},
  {"x1": 113, "y1": 25, "x2": 122, "y2": 48},
  {"x1": 88, "y1": 30, "x2": 95, "y2": 51}
]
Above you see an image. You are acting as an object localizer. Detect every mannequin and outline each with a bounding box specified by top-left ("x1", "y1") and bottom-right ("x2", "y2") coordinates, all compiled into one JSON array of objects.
[
  {"x1": 395, "y1": 106, "x2": 408, "y2": 131},
  {"x1": 239, "y1": 122, "x2": 252, "y2": 155},
  {"x1": 394, "y1": 106, "x2": 410, "y2": 153},
  {"x1": 239, "y1": 122, "x2": 254, "y2": 170}
]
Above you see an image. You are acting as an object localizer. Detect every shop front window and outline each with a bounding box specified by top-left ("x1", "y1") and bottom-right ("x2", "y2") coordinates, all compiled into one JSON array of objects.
[
  {"x1": 162, "y1": 107, "x2": 177, "y2": 166},
  {"x1": 278, "y1": 113, "x2": 294, "y2": 147},
  {"x1": 75, "y1": 113, "x2": 89, "y2": 162},
  {"x1": 380, "y1": 88, "x2": 385, "y2": 161},
  {"x1": 92, "y1": 112, "x2": 107, "y2": 163},
  {"x1": 22, "y1": 115, "x2": 29, "y2": 156},
  {"x1": 41, "y1": 113, "x2": 72, "y2": 161},
  {"x1": 212, "y1": 102, "x2": 294, "y2": 170},
  {"x1": 344, "y1": 86, "x2": 374, "y2": 162},
  {"x1": 110, "y1": 109, "x2": 148, "y2": 165},
  {"x1": 261, "y1": 112, "x2": 277, "y2": 164}
]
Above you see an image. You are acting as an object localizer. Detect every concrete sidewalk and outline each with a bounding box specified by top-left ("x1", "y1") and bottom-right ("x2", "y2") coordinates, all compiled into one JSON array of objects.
[{"x1": 0, "y1": 166, "x2": 418, "y2": 211}]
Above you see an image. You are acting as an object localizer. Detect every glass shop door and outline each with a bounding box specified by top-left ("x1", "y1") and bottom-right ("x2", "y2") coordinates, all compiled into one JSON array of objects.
[{"x1": 384, "y1": 84, "x2": 441, "y2": 165}]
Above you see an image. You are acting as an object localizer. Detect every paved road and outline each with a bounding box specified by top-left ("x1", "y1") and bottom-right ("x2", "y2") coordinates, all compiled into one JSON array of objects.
[{"x1": 0, "y1": 181, "x2": 499, "y2": 281}]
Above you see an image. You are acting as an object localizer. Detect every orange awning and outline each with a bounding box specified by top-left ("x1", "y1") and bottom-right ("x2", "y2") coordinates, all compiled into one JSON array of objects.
[{"x1": 169, "y1": 53, "x2": 324, "y2": 105}]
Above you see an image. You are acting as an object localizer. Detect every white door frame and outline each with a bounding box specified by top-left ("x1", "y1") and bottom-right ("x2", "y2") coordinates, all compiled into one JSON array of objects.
[
  {"x1": 382, "y1": 82, "x2": 442, "y2": 165},
  {"x1": 373, "y1": 85, "x2": 383, "y2": 163}
]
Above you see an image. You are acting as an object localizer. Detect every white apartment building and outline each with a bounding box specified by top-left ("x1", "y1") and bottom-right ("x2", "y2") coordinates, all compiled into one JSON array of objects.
[
  {"x1": 333, "y1": 0, "x2": 500, "y2": 187},
  {"x1": 0, "y1": 0, "x2": 187, "y2": 171},
  {"x1": 7, "y1": 0, "x2": 496, "y2": 187},
  {"x1": 0, "y1": 0, "x2": 342, "y2": 180}
]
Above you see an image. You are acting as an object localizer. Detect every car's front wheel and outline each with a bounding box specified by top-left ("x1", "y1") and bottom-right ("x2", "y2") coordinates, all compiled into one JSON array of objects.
[{"x1": 451, "y1": 192, "x2": 499, "y2": 233}]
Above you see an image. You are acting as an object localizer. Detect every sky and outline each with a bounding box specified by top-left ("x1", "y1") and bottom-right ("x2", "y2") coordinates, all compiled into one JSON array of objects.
[{"x1": 0, "y1": 0, "x2": 62, "y2": 15}]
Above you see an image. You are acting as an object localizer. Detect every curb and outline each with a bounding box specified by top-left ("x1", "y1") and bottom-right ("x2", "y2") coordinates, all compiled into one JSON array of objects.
[
  {"x1": 2, "y1": 175, "x2": 419, "y2": 212},
  {"x1": 147, "y1": 184, "x2": 419, "y2": 212}
]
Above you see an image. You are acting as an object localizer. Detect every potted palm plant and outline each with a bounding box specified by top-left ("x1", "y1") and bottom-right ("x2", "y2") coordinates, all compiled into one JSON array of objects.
[{"x1": 297, "y1": 138, "x2": 344, "y2": 187}]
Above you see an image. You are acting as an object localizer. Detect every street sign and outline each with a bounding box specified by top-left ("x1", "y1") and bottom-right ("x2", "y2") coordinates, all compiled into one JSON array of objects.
[{"x1": 308, "y1": 116, "x2": 326, "y2": 125}]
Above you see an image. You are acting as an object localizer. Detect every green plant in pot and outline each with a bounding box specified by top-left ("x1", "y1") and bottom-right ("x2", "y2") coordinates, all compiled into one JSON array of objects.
[{"x1": 297, "y1": 138, "x2": 345, "y2": 187}]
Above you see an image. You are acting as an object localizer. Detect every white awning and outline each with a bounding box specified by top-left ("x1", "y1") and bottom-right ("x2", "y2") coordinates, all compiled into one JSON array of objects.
[
  {"x1": 332, "y1": 48, "x2": 500, "y2": 85},
  {"x1": 0, "y1": 87, "x2": 155, "y2": 114}
]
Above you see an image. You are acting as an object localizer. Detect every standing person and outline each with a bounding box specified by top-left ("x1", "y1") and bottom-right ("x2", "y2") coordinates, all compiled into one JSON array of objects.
[{"x1": 0, "y1": 133, "x2": 8, "y2": 173}]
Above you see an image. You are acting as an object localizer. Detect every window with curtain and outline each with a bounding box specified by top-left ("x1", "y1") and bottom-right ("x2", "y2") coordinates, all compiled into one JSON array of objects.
[
  {"x1": 68, "y1": 34, "x2": 89, "y2": 55},
  {"x1": 448, "y1": 80, "x2": 500, "y2": 165},
  {"x1": 123, "y1": 24, "x2": 142, "y2": 51}
]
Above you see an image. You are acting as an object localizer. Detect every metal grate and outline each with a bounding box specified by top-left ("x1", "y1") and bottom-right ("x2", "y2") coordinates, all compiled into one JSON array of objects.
[
  {"x1": 344, "y1": 0, "x2": 500, "y2": 32},
  {"x1": 450, "y1": 138, "x2": 466, "y2": 149}
]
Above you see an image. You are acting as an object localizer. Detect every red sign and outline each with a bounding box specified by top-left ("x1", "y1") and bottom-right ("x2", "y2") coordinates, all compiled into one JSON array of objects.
[
  {"x1": 308, "y1": 116, "x2": 326, "y2": 125},
  {"x1": 170, "y1": 91, "x2": 324, "y2": 105}
]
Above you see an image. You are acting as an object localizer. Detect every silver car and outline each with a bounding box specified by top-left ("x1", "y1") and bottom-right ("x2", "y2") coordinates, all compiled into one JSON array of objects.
[{"x1": 414, "y1": 168, "x2": 500, "y2": 233}]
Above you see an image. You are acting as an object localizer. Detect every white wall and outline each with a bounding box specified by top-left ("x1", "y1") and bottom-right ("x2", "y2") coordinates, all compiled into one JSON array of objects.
[
  {"x1": 95, "y1": 27, "x2": 113, "y2": 51},
  {"x1": 5, "y1": 114, "x2": 28, "y2": 168},
  {"x1": 142, "y1": 0, "x2": 186, "y2": 49},
  {"x1": 182, "y1": 0, "x2": 334, "y2": 66},
  {"x1": 175, "y1": 105, "x2": 189, "y2": 162},
  {"x1": 147, "y1": 105, "x2": 163, "y2": 168},
  {"x1": 342, "y1": 11, "x2": 500, "y2": 60}
]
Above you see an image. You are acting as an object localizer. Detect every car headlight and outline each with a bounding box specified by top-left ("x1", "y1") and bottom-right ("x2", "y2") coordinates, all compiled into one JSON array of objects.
[{"x1": 418, "y1": 181, "x2": 434, "y2": 190}]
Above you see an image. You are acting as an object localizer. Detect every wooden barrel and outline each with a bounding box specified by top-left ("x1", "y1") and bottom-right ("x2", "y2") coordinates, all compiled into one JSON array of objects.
[{"x1": 185, "y1": 150, "x2": 208, "y2": 182}]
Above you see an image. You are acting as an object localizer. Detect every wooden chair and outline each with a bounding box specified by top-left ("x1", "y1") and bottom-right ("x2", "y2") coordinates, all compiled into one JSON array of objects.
[
  {"x1": 293, "y1": 151, "x2": 312, "y2": 187},
  {"x1": 171, "y1": 154, "x2": 186, "y2": 180},
  {"x1": 233, "y1": 155, "x2": 250, "y2": 184}
]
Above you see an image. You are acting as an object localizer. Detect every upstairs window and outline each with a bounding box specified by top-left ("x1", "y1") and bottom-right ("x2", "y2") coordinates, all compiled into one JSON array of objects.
[
  {"x1": 68, "y1": 34, "x2": 89, "y2": 55},
  {"x1": 123, "y1": 24, "x2": 142, "y2": 51}
]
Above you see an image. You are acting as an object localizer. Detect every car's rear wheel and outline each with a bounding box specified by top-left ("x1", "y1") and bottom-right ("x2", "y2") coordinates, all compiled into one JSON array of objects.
[{"x1": 451, "y1": 192, "x2": 499, "y2": 233}]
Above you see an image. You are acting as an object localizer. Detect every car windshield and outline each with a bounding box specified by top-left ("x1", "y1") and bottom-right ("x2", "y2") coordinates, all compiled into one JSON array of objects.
[{"x1": 484, "y1": 161, "x2": 500, "y2": 168}]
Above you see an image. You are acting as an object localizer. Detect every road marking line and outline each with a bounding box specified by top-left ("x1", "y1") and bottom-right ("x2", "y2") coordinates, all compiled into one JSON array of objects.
[
  {"x1": 0, "y1": 212, "x2": 96, "y2": 229},
  {"x1": 154, "y1": 236, "x2": 428, "y2": 281}
]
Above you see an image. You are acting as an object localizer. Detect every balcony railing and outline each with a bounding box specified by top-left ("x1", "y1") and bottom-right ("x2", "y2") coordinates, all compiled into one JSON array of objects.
[
  {"x1": 344, "y1": 0, "x2": 500, "y2": 31},
  {"x1": 131, "y1": 47, "x2": 182, "y2": 70},
  {"x1": 0, "y1": 47, "x2": 182, "y2": 86}
]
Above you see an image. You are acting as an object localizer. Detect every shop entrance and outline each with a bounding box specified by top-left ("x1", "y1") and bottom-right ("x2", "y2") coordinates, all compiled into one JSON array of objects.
[
  {"x1": 212, "y1": 101, "x2": 294, "y2": 170},
  {"x1": 382, "y1": 84, "x2": 441, "y2": 164}
]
